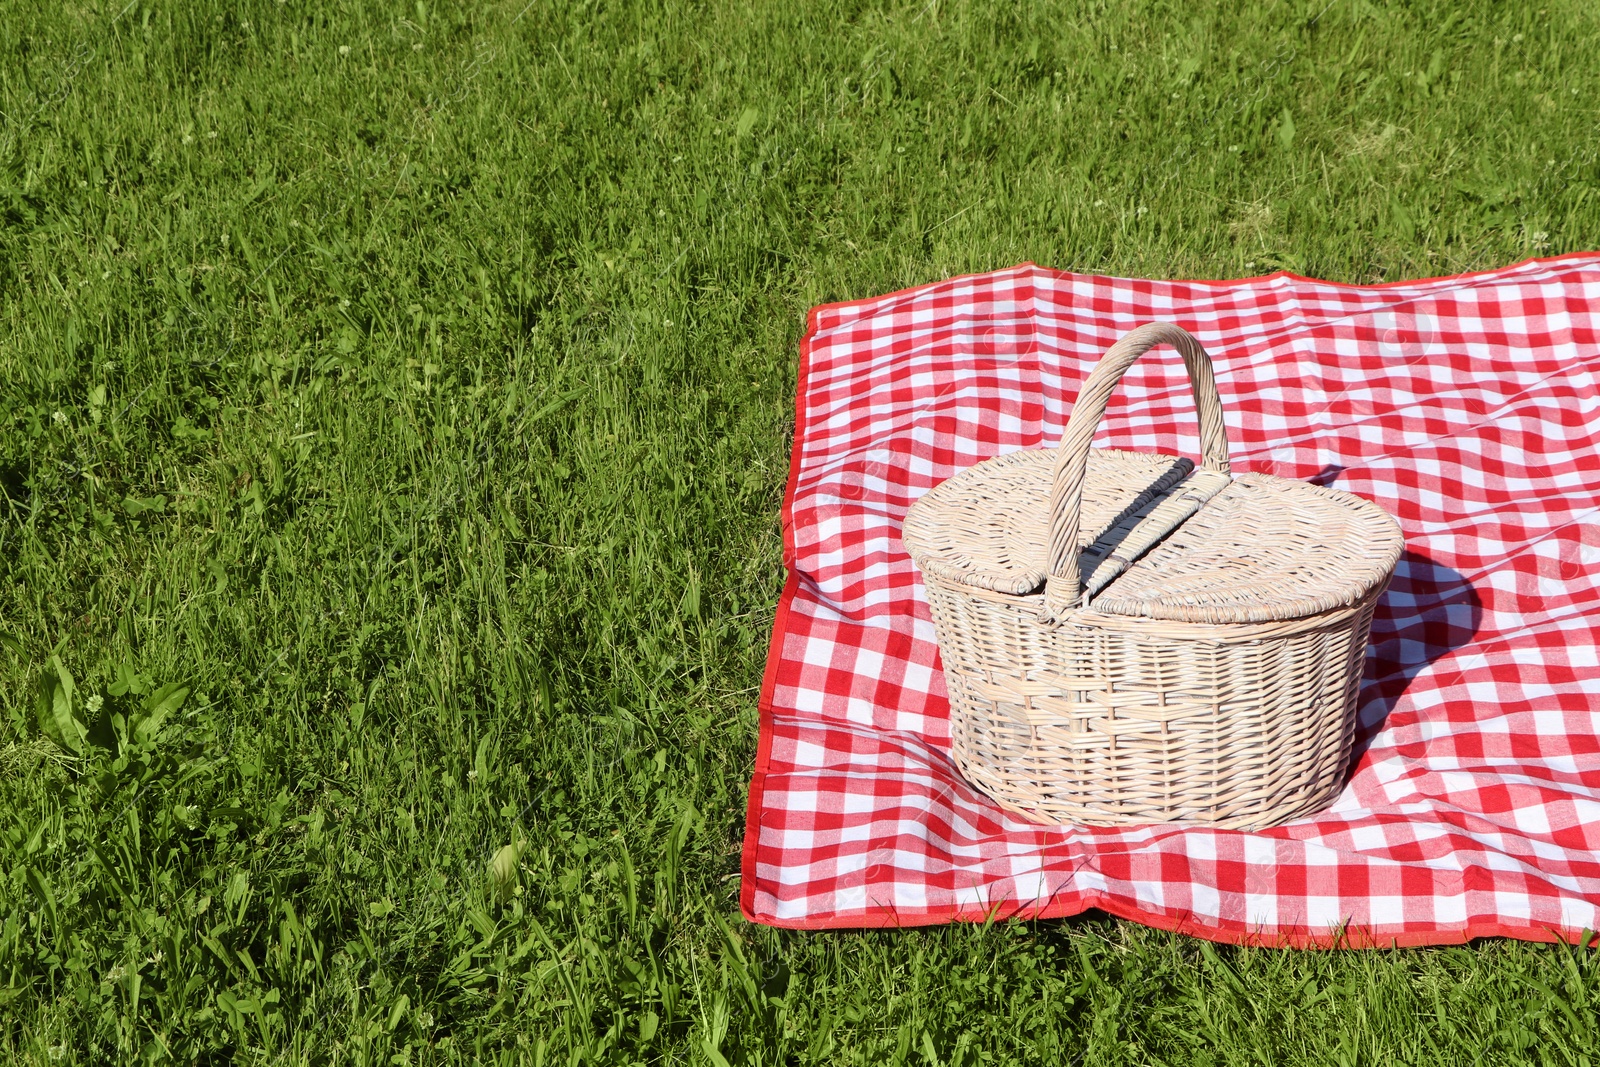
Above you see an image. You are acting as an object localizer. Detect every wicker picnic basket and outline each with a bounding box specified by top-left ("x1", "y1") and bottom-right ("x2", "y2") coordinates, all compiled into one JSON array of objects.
[{"x1": 900, "y1": 323, "x2": 1405, "y2": 830}]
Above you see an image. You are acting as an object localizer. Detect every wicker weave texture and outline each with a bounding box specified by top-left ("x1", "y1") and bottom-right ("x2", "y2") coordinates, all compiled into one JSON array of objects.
[
  {"x1": 901, "y1": 323, "x2": 1405, "y2": 829},
  {"x1": 923, "y1": 578, "x2": 1382, "y2": 828}
]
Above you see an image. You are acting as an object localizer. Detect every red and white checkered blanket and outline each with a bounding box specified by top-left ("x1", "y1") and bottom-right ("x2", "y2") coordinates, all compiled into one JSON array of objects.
[{"x1": 740, "y1": 255, "x2": 1600, "y2": 947}]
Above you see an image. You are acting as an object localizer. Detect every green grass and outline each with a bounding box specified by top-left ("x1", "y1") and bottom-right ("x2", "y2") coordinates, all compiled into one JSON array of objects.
[{"x1": 3, "y1": 0, "x2": 1600, "y2": 1062}]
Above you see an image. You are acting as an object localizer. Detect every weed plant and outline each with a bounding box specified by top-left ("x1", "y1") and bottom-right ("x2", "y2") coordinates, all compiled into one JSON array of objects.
[{"x1": 3, "y1": 0, "x2": 1600, "y2": 1063}]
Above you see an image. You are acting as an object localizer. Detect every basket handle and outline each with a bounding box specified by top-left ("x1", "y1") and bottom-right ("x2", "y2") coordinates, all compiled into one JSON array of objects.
[{"x1": 1040, "y1": 323, "x2": 1231, "y2": 625}]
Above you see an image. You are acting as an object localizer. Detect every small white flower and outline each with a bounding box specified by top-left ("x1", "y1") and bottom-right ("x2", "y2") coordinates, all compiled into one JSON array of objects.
[
  {"x1": 85, "y1": 694, "x2": 104, "y2": 715},
  {"x1": 208, "y1": 131, "x2": 218, "y2": 139},
  {"x1": 1245, "y1": 261, "x2": 1257, "y2": 269},
  {"x1": 1093, "y1": 199, "x2": 1105, "y2": 207},
  {"x1": 182, "y1": 133, "x2": 194, "y2": 145},
  {"x1": 339, "y1": 44, "x2": 351, "y2": 56},
  {"x1": 413, "y1": 42, "x2": 423, "y2": 51},
  {"x1": 1512, "y1": 33, "x2": 1523, "y2": 43},
  {"x1": 52, "y1": 410, "x2": 68, "y2": 426}
]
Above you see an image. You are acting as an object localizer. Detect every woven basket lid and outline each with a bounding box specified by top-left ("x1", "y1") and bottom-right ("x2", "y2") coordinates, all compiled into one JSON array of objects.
[
  {"x1": 901, "y1": 447, "x2": 1404, "y2": 625},
  {"x1": 901, "y1": 447, "x2": 1191, "y2": 596}
]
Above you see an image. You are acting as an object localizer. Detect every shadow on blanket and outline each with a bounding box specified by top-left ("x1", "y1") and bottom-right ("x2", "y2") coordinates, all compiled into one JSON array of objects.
[{"x1": 1347, "y1": 548, "x2": 1484, "y2": 775}]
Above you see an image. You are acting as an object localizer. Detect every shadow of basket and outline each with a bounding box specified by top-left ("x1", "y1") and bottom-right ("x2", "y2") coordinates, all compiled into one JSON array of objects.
[{"x1": 1346, "y1": 547, "x2": 1484, "y2": 775}]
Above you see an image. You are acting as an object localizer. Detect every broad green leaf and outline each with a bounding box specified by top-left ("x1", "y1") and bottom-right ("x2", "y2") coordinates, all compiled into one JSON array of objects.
[
  {"x1": 387, "y1": 993, "x2": 410, "y2": 1033},
  {"x1": 25, "y1": 867, "x2": 58, "y2": 928},
  {"x1": 136, "y1": 682, "x2": 190, "y2": 743},
  {"x1": 473, "y1": 734, "x2": 492, "y2": 786},
  {"x1": 488, "y1": 840, "x2": 525, "y2": 885},
  {"x1": 36, "y1": 657, "x2": 84, "y2": 755},
  {"x1": 121, "y1": 494, "x2": 167, "y2": 516},
  {"x1": 107, "y1": 660, "x2": 148, "y2": 697},
  {"x1": 525, "y1": 387, "x2": 582, "y2": 427}
]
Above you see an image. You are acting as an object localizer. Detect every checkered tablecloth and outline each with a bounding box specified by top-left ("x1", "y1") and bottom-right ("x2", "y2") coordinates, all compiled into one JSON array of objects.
[{"x1": 740, "y1": 255, "x2": 1600, "y2": 947}]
